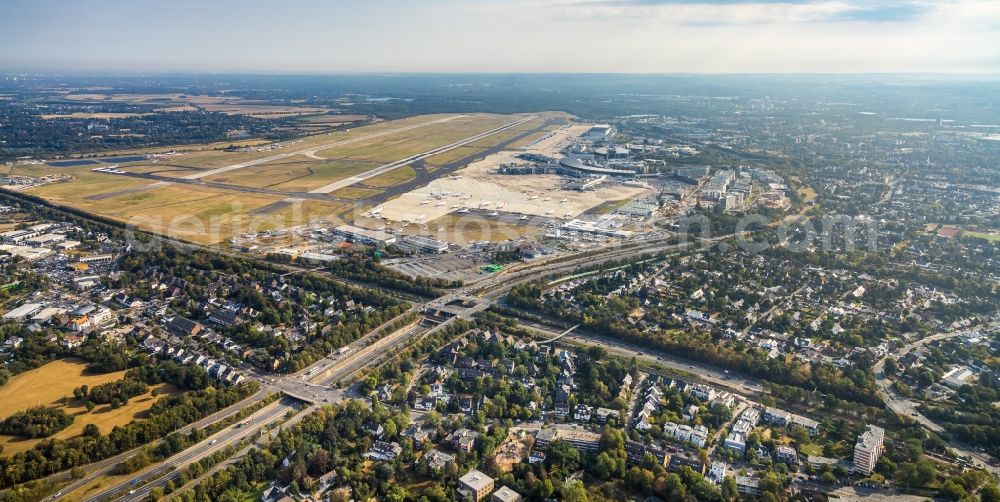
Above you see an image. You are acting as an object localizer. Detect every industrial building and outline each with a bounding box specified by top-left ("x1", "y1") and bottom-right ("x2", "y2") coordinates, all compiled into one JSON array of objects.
[
  {"x1": 2, "y1": 303, "x2": 43, "y2": 321},
  {"x1": 560, "y1": 219, "x2": 634, "y2": 239},
  {"x1": 565, "y1": 175, "x2": 605, "y2": 191},
  {"x1": 673, "y1": 165, "x2": 710, "y2": 178},
  {"x1": 558, "y1": 157, "x2": 636, "y2": 178},
  {"x1": 398, "y1": 234, "x2": 449, "y2": 254},
  {"x1": 703, "y1": 170, "x2": 736, "y2": 200},
  {"x1": 333, "y1": 224, "x2": 397, "y2": 246},
  {"x1": 298, "y1": 252, "x2": 340, "y2": 265},
  {"x1": 582, "y1": 124, "x2": 614, "y2": 142}
]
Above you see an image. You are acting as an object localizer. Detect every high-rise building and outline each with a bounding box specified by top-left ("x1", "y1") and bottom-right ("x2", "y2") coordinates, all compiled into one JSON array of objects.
[{"x1": 852, "y1": 425, "x2": 885, "y2": 475}]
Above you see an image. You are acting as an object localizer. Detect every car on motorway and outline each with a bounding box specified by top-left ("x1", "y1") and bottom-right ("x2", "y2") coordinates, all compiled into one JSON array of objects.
[{"x1": 211, "y1": 439, "x2": 218, "y2": 445}]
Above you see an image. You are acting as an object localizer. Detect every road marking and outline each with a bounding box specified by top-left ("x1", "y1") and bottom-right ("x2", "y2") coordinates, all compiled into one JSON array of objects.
[
  {"x1": 306, "y1": 115, "x2": 538, "y2": 194},
  {"x1": 181, "y1": 115, "x2": 465, "y2": 180}
]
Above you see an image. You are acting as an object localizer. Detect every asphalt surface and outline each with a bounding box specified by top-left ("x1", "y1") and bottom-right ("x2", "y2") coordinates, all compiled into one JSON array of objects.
[
  {"x1": 80, "y1": 399, "x2": 296, "y2": 502},
  {"x1": 184, "y1": 115, "x2": 465, "y2": 180},
  {"x1": 518, "y1": 318, "x2": 764, "y2": 395},
  {"x1": 33, "y1": 387, "x2": 271, "y2": 501},
  {"x1": 72, "y1": 316, "x2": 440, "y2": 502},
  {"x1": 61, "y1": 232, "x2": 732, "y2": 501},
  {"x1": 873, "y1": 325, "x2": 1000, "y2": 474},
  {"x1": 307, "y1": 115, "x2": 539, "y2": 194},
  {"x1": 360, "y1": 118, "x2": 564, "y2": 204}
]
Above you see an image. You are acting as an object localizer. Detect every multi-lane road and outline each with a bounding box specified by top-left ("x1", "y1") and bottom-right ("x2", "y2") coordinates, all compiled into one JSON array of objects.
[
  {"x1": 63, "y1": 232, "x2": 708, "y2": 501},
  {"x1": 81, "y1": 398, "x2": 298, "y2": 502},
  {"x1": 29, "y1": 387, "x2": 272, "y2": 501},
  {"x1": 74, "y1": 316, "x2": 442, "y2": 502},
  {"x1": 59, "y1": 225, "x2": 1000, "y2": 501},
  {"x1": 874, "y1": 325, "x2": 1000, "y2": 474},
  {"x1": 519, "y1": 318, "x2": 764, "y2": 395}
]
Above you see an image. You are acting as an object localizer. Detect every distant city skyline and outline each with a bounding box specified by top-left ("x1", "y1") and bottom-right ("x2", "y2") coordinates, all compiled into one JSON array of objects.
[{"x1": 4, "y1": 0, "x2": 999, "y2": 74}]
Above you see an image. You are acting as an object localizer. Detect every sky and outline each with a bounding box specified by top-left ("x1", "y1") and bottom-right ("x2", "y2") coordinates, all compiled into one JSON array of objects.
[{"x1": 3, "y1": 0, "x2": 1000, "y2": 74}]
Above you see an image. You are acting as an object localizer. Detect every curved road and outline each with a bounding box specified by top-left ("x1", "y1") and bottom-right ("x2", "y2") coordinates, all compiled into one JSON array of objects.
[{"x1": 873, "y1": 325, "x2": 1000, "y2": 474}]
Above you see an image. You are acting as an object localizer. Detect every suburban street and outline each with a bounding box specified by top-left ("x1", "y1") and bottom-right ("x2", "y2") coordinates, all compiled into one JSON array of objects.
[
  {"x1": 56, "y1": 228, "x2": 736, "y2": 501},
  {"x1": 874, "y1": 325, "x2": 1000, "y2": 475}
]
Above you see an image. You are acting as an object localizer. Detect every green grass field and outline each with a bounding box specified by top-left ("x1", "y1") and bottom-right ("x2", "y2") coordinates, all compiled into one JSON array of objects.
[
  {"x1": 361, "y1": 166, "x2": 417, "y2": 188},
  {"x1": 204, "y1": 158, "x2": 381, "y2": 191},
  {"x1": 0, "y1": 358, "x2": 180, "y2": 456},
  {"x1": 18, "y1": 112, "x2": 566, "y2": 244},
  {"x1": 965, "y1": 231, "x2": 1000, "y2": 242}
]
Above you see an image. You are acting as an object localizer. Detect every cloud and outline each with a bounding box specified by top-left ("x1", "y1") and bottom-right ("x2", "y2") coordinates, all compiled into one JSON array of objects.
[
  {"x1": 828, "y1": 2, "x2": 928, "y2": 22},
  {"x1": 558, "y1": 0, "x2": 936, "y2": 24}
]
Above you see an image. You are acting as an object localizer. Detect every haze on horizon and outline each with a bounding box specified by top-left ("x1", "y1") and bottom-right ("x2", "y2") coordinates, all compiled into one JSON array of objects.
[{"x1": 4, "y1": 0, "x2": 1000, "y2": 74}]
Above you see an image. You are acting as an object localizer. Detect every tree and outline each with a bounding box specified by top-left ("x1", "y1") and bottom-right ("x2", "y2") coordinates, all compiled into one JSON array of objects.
[
  {"x1": 625, "y1": 466, "x2": 655, "y2": 494},
  {"x1": 307, "y1": 450, "x2": 330, "y2": 477},
  {"x1": 424, "y1": 410, "x2": 441, "y2": 428},
  {"x1": 547, "y1": 440, "x2": 581, "y2": 471},
  {"x1": 534, "y1": 479, "x2": 554, "y2": 499},
  {"x1": 821, "y1": 471, "x2": 837, "y2": 485},
  {"x1": 587, "y1": 346, "x2": 607, "y2": 361},
  {"x1": 561, "y1": 479, "x2": 589, "y2": 502},
  {"x1": 980, "y1": 484, "x2": 1000, "y2": 502},
  {"x1": 937, "y1": 480, "x2": 966, "y2": 500},
  {"x1": 789, "y1": 426, "x2": 811, "y2": 445},
  {"x1": 904, "y1": 438, "x2": 923, "y2": 461},
  {"x1": 664, "y1": 473, "x2": 686, "y2": 500},
  {"x1": 915, "y1": 459, "x2": 937, "y2": 486},
  {"x1": 599, "y1": 428, "x2": 625, "y2": 453},
  {"x1": 722, "y1": 476, "x2": 739, "y2": 501},
  {"x1": 594, "y1": 451, "x2": 621, "y2": 480}
]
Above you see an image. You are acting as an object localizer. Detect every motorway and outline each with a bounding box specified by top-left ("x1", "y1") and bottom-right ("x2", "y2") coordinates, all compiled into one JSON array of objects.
[
  {"x1": 26, "y1": 387, "x2": 272, "y2": 501},
  {"x1": 111, "y1": 401, "x2": 322, "y2": 502},
  {"x1": 519, "y1": 318, "x2": 764, "y2": 395},
  {"x1": 74, "y1": 316, "x2": 439, "y2": 502},
  {"x1": 81, "y1": 399, "x2": 297, "y2": 502},
  {"x1": 64, "y1": 232, "x2": 731, "y2": 501},
  {"x1": 60, "y1": 222, "x2": 1000, "y2": 501}
]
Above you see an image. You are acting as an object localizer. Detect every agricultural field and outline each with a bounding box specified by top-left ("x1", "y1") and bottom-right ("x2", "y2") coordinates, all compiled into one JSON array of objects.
[
  {"x1": 58, "y1": 93, "x2": 327, "y2": 118},
  {"x1": 0, "y1": 359, "x2": 179, "y2": 456},
  {"x1": 40, "y1": 112, "x2": 151, "y2": 120}
]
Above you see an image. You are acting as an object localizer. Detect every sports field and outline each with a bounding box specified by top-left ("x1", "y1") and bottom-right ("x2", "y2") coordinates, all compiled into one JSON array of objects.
[{"x1": 0, "y1": 359, "x2": 180, "y2": 456}]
